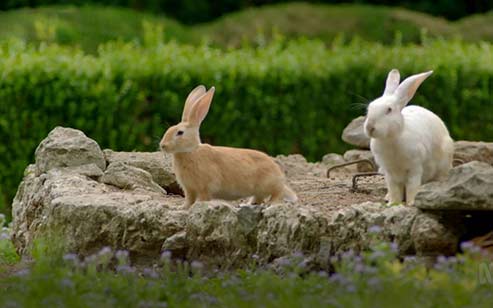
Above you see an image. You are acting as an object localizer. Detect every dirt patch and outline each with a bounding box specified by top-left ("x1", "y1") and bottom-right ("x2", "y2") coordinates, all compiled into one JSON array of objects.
[{"x1": 276, "y1": 154, "x2": 387, "y2": 216}]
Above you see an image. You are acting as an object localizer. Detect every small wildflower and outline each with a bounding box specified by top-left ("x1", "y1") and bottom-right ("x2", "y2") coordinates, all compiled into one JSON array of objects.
[
  {"x1": 115, "y1": 250, "x2": 130, "y2": 264},
  {"x1": 14, "y1": 268, "x2": 30, "y2": 277},
  {"x1": 317, "y1": 271, "x2": 328, "y2": 278},
  {"x1": 461, "y1": 241, "x2": 481, "y2": 254},
  {"x1": 0, "y1": 232, "x2": 10, "y2": 240},
  {"x1": 390, "y1": 242, "x2": 399, "y2": 253},
  {"x1": 191, "y1": 260, "x2": 204, "y2": 272},
  {"x1": 251, "y1": 254, "x2": 259, "y2": 260},
  {"x1": 368, "y1": 225, "x2": 382, "y2": 234},
  {"x1": 116, "y1": 264, "x2": 136, "y2": 275},
  {"x1": 142, "y1": 268, "x2": 159, "y2": 279},
  {"x1": 160, "y1": 250, "x2": 172, "y2": 261},
  {"x1": 60, "y1": 278, "x2": 74, "y2": 289}
]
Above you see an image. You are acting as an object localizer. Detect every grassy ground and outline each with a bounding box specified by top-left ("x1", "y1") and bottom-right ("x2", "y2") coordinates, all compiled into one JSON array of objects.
[
  {"x1": 0, "y1": 3, "x2": 492, "y2": 52},
  {"x1": 0, "y1": 5, "x2": 193, "y2": 53}
]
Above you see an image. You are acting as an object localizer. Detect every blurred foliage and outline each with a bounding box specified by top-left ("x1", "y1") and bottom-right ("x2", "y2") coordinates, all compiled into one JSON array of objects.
[
  {"x1": 0, "y1": 0, "x2": 492, "y2": 23},
  {"x1": 2, "y1": 4, "x2": 493, "y2": 53},
  {"x1": 0, "y1": 38, "x2": 492, "y2": 215},
  {"x1": 1, "y1": 231, "x2": 493, "y2": 307},
  {"x1": 0, "y1": 5, "x2": 193, "y2": 53}
]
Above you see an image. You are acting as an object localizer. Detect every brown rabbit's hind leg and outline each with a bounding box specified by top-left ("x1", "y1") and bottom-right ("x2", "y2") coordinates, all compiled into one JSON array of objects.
[
  {"x1": 183, "y1": 189, "x2": 197, "y2": 209},
  {"x1": 196, "y1": 190, "x2": 212, "y2": 203},
  {"x1": 282, "y1": 185, "x2": 298, "y2": 203}
]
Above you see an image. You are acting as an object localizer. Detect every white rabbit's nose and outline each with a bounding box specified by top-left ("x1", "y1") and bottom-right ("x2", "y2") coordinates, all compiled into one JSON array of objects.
[{"x1": 365, "y1": 124, "x2": 376, "y2": 137}]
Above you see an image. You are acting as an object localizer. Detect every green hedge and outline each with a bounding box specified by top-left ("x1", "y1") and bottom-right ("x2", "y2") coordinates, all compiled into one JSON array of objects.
[{"x1": 1, "y1": 38, "x2": 493, "y2": 215}]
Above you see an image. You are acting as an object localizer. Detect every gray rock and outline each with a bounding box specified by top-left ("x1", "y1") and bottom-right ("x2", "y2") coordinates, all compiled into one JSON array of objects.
[
  {"x1": 275, "y1": 154, "x2": 326, "y2": 177},
  {"x1": 327, "y1": 202, "x2": 417, "y2": 256},
  {"x1": 321, "y1": 153, "x2": 345, "y2": 166},
  {"x1": 343, "y1": 149, "x2": 376, "y2": 172},
  {"x1": 103, "y1": 150, "x2": 180, "y2": 194},
  {"x1": 100, "y1": 162, "x2": 167, "y2": 195},
  {"x1": 411, "y1": 212, "x2": 460, "y2": 256},
  {"x1": 342, "y1": 116, "x2": 370, "y2": 149},
  {"x1": 52, "y1": 163, "x2": 104, "y2": 178},
  {"x1": 454, "y1": 141, "x2": 493, "y2": 165},
  {"x1": 35, "y1": 127, "x2": 106, "y2": 175},
  {"x1": 12, "y1": 127, "x2": 462, "y2": 268},
  {"x1": 11, "y1": 167, "x2": 186, "y2": 258},
  {"x1": 415, "y1": 161, "x2": 493, "y2": 211}
]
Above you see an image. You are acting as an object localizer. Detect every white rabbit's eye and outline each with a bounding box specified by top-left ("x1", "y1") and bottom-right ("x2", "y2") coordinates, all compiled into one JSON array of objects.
[
  {"x1": 176, "y1": 130, "x2": 184, "y2": 136},
  {"x1": 386, "y1": 107, "x2": 392, "y2": 114}
]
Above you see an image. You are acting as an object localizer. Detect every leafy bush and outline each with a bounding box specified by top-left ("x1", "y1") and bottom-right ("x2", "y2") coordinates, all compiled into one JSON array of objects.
[{"x1": 1, "y1": 38, "x2": 492, "y2": 215}]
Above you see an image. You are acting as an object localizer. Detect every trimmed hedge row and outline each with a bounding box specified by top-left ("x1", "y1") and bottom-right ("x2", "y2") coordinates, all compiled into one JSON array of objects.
[{"x1": 1, "y1": 38, "x2": 492, "y2": 214}]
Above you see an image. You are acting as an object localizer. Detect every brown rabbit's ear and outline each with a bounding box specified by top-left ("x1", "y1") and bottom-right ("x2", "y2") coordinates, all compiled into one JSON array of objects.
[
  {"x1": 182, "y1": 85, "x2": 206, "y2": 122},
  {"x1": 189, "y1": 87, "x2": 215, "y2": 127}
]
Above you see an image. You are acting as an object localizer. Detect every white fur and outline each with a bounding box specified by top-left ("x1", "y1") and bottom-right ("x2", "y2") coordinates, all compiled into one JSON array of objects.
[{"x1": 364, "y1": 69, "x2": 454, "y2": 205}]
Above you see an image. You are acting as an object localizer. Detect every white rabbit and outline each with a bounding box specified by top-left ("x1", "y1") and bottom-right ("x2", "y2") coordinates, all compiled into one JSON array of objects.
[
  {"x1": 160, "y1": 85, "x2": 298, "y2": 208},
  {"x1": 364, "y1": 69, "x2": 454, "y2": 205}
]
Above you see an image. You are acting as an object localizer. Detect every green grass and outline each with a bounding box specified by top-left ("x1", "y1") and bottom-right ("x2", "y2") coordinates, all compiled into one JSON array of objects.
[
  {"x1": 0, "y1": 3, "x2": 493, "y2": 52},
  {"x1": 195, "y1": 3, "x2": 454, "y2": 47},
  {"x1": 1, "y1": 229, "x2": 493, "y2": 307},
  {"x1": 0, "y1": 5, "x2": 194, "y2": 53}
]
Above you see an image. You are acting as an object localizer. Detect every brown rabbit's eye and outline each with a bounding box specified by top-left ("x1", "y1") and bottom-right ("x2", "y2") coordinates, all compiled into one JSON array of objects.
[
  {"x1": 386, "y1": 107, "x2": 392, "y2": 114},
  {"x1": 176, "y1": 130, "x2": 184, "y2": 136}
]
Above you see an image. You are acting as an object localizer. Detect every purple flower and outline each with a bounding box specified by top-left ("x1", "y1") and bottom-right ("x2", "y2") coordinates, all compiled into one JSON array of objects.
[
  {"x1": 0, "y1": 232, "x2": 10, "y2": 240},
  {"x1": 115, "y1": 250, "x2": 130, "y2": 264},
  {"x1": 461, "y1": 241, "x2": 481, "y2": 254},
  {"x1": 116, "y1": 265, "x2": 136, "y2": 275},
  {"x1": 390, "y1": 242, "x2": 399, "y2": 253},
  {"x1": 142, "y1": 268, "x2": 159, "y2": 279},
  {"x1": 160, "y1": 250, "x2": 172, "y2": 261},
  {"x1": 191, "y1": 260, "x2": 204, "y2": 272},
  {"x1": 60, "y1": 278, "x2": 74, "y2": 289},
  {"x1": 368, "y1": 225, "x2": 382, "y2": 234}
]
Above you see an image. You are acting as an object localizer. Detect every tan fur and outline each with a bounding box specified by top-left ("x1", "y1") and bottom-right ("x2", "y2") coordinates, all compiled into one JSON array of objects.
[{"x1": 160, "y1": 86, "x2": 297, "y2": 208}]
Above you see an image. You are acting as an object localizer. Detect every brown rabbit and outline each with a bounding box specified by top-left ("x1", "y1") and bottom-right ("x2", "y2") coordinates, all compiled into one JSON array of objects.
[{"x1": 160, "y1": 85, "x2": 298, "y2": 208}]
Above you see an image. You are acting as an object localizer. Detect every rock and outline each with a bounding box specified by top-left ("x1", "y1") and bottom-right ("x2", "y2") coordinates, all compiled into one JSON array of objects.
[
  {"x1": 53, "y1": 163, "x2": 104, "y2": 178},
  {"x1": 100, "y1": 162, "x2": 167, "y2": 194},
  {"x1": 35, "y1": 127, "x2": 105, "y2": 175},
  {"x1": 343, "y1": 149, "x2": 376, "y2": 172},
  {"x1": 11, "y1": 167, "x2": 186, "y2": 258},
  {"x1": 103, "y1": 150, "x2": 180, "y2": 194},
  {"x1": 13, "y1": 126, "x2": 463, "y2": 268},
  {"x1": 411, "y1": 212, "x2": 460, "y2": 256},
  {"x1": 342, "y1": 116, "x2": 370, "y2": 149},
  {"x1": 454, "y1": 141, "x2": 493, "y2": 165},
  {"x1": 275, "y1": 154, "x2": 326, "y2": 177},
  {"x1": 415, "y1": 161, "x2": 493, "y2": 211},
  {"x1": 321, "y1": 153, "x2": 345, "y2": 166},
  {"x1": 326, "y1": 202, "x2": 418, "y2": 256}
]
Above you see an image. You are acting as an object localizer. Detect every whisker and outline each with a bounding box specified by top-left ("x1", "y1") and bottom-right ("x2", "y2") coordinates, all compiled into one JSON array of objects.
[{"x1": 346, "y1": 91, "x2": 371, "y2": 111}]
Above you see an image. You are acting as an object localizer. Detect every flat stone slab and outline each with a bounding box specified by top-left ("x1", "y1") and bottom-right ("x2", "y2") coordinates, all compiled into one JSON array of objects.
[{"x1": 416, "y1": 161, "x2": 493, "y2": 211}]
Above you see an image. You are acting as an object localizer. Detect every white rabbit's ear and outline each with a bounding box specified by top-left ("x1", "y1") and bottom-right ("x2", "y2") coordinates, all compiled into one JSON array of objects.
[
  {"x1": 182, "y1": 85, "x2": 206, "y2": 122},
  {"x1": 383, "y1": 69, "x2": 400, "y2": 96},
  {"x1": 393, "y1": 71, "x2": 433, "y2": 108},
  {"x1": 189, "y1": 87, "x2": 215, "y2": 126}
]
